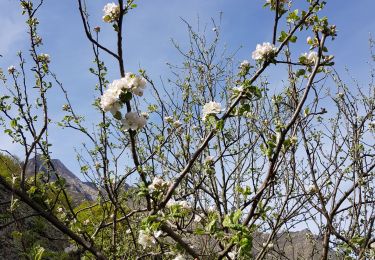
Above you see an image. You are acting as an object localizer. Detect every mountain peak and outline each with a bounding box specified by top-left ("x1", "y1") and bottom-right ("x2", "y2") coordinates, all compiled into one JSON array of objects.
[{"x1": 26, "y1": 156, "x2": 98, "y2": 203}]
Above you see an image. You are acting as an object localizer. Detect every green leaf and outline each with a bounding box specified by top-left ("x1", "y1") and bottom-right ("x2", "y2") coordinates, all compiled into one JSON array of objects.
[
  {"x1": 10, "y1": 119, "x2": 17, "y2": 128},
  {"x1": 296, "y1": 69, "x2": 306, "y2": 77},
  {"x1": 216, "y1": 119, "x2": 224, "y2": 131}
]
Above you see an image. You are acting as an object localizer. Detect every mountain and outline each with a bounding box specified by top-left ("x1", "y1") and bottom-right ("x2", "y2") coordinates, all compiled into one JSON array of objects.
[{"x1": 25, "y1": 156, "x2": 98, "y2": 204}]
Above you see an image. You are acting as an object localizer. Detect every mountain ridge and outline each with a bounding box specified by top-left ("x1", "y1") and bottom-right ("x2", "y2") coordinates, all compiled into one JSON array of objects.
[{"x1": 25, "y1": 155, "x2": 98, "y2": 204}]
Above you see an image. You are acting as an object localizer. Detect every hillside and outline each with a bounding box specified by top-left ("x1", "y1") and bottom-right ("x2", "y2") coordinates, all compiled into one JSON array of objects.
[{"x1": 25, "y1": 156, "x2": 98, "y2": 204}]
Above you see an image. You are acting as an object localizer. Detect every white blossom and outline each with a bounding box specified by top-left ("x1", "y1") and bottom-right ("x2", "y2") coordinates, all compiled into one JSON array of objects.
[
  {"x1": 7, "y1": 66, "x2": 16, "y2": 74},
  {"x1": 233, "y1": 85, "x2": 244, "y2": 93},
  {"x1": 252, "y1": 42, "x2": 277, "y2": 61},
  {"x1": 193, "y1": 214, "x2": 203, "y2": 223},
  {"x1": 148, "y1": 176, "x2": 169, "y2": 192},
  {"x1": 102, "y1": 3, "x2": 120, "y2": 23},
  {"x1": 202, "y1": 101, "x2": 222, "y2": 121},
  {"x1": 173, "y1": 255, "x2": 186, "y2": 260},
  {"x1": 228, "y1": 251, "x2": 236, "y2": 259},
  {"x1": 121, "y1": 112, "x2": 147, "y2": 131},
  {"x1": 100, "y1": 73, "x2": 147, "y2": 114},
  {"x1": 164, "y1": 116, "x2": 174, "y2": 123},
  {"x1": 138, "y1": 230, "x2": 156, "y2": 249},
  {"x1": 166, "y1": 200, "x2": 191, "y2": 210},
  {"x1": 141, "y1": 112, "x2": 149, "y2": 119},
  {"x1": 154, "y1": 230, "x2": 163, "y2": 238},
  {"x1": 38, "y1": 53, "x2": 50, "y2": 63},
  {"x1": 308, "y1": 184, "x2": 318, "y2": 194},
  {"x1": 100, "y1": 88, "x2": 122, "y2": 114},
  {"x1": 240, "y1": 60, "x2": 250, "y2": 70},
  {"x1": 302, "y1": 51, "x2": 319, "y2": 65},
  {"x1": 204, "y1": 155, "x2": 214, "y2": 164},
  {"x1": 172, "y1": 120, "x2": 183, "y2": 128}
]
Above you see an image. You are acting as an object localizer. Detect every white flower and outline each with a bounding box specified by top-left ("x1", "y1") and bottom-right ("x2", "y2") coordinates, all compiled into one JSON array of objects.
[
  {"x1": 174, "y1": 255, "x2": 186, "y2": 260},
  {"x1": 172, "y1": 120, "x2": 183, "y2": 128},
  {"x1": 302, "y1": 51, "x2": 319, "y2": 65},
  {"x1": 233, "y1": 86, "x2": 244, "y2": 93},
  {"x1": 100, "y1": 88, "x2": 121, "y2": 114},
  {"x1": 308, "y1": 184, "x2": 318, "y2": 194},
  {"x1": 202, "y1": 101, "x2": 222, "y2": 121},
  {"x1": 166, "y1": 200, "x2": 191, "y2": 210},
  {"x1": 37, "y1": 53, "x2": 50, "y2": 63},
  {"x1": 193, "y1": 214, "x2": 203, "y2": 223},
  {"x1": 125, "y1": 72, "x2": 147, "y2": 96},
  {"x1": 99, "y1": 73, "x2": 146, "y2": 114},
  {"x1": 126, "y1": 229, "x2": 131, "y2": 234},
  {"x1": 252, "y1": 42, "x2": 277, "y2": 61},
  {"x1": 164, "y1": 116, "x2": 174, "y2": 123},
  {"x1": 228, "y1": 251, "x2": 236, "y2": 259},
  {"x1": 83, "y1": 219, "x2": 90, "y2": 225},
  {"x1": 204, "y1": 156, "x2": 214, "y2": 164},
  {"x1": 138, "y1": 230, "x2": 156, "y2": 249},
  {"x1": 57, "y1": 207, "x2": 63, "y2": 213},
  {"x1": 121, "y1": 112, "x2": 147, "y2": 131},
  {"x1": 7, "y1": 66, "x2": 16, "y2": 74},
  {"x1": 141, "y1": 112, "x2": 149, "y2": 119},
  {"x1": 64, "y1": 244, "x2": 77, "y2": 253},
  {"x1": 179, "y1": 200, "x2": 191, "y2": 210},
  {"x1": 240, "y1": 60, "x2": 250, "y2": 70},
  {"x1": 148, "y1": 176, "x2": 169, "y2": 192},
  {"x1": 154, "y1": 230, "x2": 163, "y2": 238},
  {"x1": 102, "y1": 3, "x2": 120, "y2": 23}
]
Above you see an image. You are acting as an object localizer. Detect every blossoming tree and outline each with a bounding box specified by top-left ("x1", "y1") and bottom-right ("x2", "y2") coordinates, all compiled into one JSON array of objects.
[{"x1": 1, "y1": 0, "x2": 375, "y2": 259}]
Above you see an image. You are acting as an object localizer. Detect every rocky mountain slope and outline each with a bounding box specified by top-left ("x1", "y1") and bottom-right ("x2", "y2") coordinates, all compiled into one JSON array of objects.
[{"x1": 25, "y1": 156, "x2": 98, "y2": 203}]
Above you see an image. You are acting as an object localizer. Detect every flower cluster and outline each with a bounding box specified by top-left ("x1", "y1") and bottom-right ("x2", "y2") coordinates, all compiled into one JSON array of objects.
[
  {"x1": 102, "y1": 3, "x2": 120, "y2": 23},
  {"x1": 166, "y1": 200, "x2": 191, "y2": 211},
  {"x1": 302, "y1": 51, "x2": 318, "y2": 65},
  {"x1": 121, "y1": 112, "x2": 147, "y2": 131},
  {"x1": 138, "y1": 230, "x2": 159, "y2": 249},
  {"x1": 148, "y1": 176, "x2": 170, "y2": 192},
  {"x1": 100, "y1": 73, "x2": 146, "y2": 113},
  {"x1": 240, "y1": 60, "x2": 250, "y2": 71},
  {"x1": 100, "y1": 73, "x2": 148, "y2": 130},
  {"x1": 202, "y1": 101, "x2": 222, "y2": 121},
  {"x1": 37, "y1": 53, "x2": 50, "y2": 63},
  {"x1": 252, "y1": 42, "x2": 277, "y2": 61},
  {"x1": 308, "y1": 184, "x2": 319, "y2": 194}
]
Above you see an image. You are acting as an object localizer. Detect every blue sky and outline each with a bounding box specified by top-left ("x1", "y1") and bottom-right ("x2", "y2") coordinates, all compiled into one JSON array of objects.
[{"x1": 1, "y1": 0, "x2": 375, "y2": 177}]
